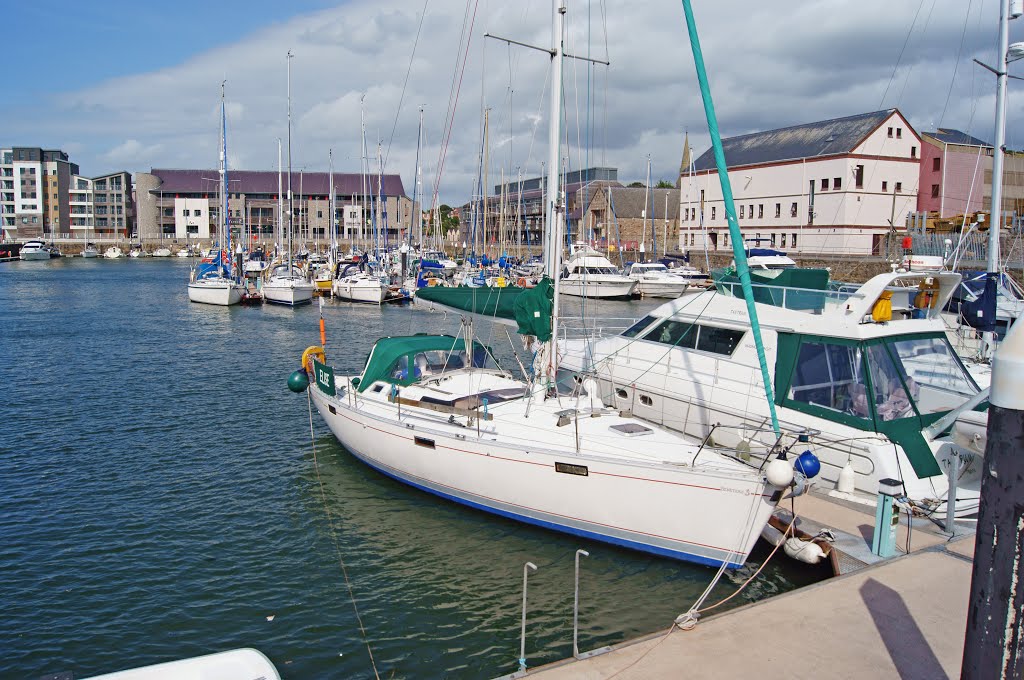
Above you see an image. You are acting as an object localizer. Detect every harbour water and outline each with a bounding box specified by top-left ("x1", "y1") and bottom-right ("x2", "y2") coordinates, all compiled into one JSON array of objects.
[{"x1": 1, "y1": 259, "x2": 821, "y2": 678}]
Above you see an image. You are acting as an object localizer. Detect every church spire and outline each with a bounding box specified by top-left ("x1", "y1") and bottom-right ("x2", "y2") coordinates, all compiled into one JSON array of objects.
[{"x1": 676, "y1": 130, "x2": 691, "y2": 189}]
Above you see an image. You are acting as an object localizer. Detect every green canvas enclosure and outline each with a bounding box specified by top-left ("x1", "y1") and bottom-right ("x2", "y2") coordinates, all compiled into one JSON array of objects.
[{"x1": 355, "y1": 335, "x2": 491, "y2": 392}]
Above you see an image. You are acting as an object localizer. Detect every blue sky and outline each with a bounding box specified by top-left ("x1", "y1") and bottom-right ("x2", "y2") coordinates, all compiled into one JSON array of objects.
[{"x1": 2, "y1": 1, "x2": 1019, "y2": 205}]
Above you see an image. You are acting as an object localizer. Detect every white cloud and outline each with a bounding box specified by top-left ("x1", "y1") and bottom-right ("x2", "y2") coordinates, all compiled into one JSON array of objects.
[{"x1": 7, "y1": 0, "x2": 1019, "y2": 202}]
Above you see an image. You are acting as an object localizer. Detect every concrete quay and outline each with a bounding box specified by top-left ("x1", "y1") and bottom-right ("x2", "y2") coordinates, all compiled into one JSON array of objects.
[{"x1": 515, "y1": 492, "x2": 975, "y2": 680}]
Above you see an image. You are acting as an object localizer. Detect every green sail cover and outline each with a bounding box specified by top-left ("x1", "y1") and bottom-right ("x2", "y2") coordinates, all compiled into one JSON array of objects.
[
  {"x1": 513, "y1": 277, "x2": 554, "y2": 341},
  {"x1": 416, "y1": 285, "x2": 523, "y2": 320},
  {"x1": 415, "y1": 278, "x2": 554, "y2": 342}
]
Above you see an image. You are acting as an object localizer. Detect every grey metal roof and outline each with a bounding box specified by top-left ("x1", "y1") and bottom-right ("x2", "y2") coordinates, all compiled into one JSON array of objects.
[
  {"x1": 692, "y1": 109, "x2": 900, "y2": 171},
  {"x1": 148, "y1": 168, "x2": 406, "y2": 197},
  {"x1": 922, "y1": 128, "x2": 992, "y2": 148}
]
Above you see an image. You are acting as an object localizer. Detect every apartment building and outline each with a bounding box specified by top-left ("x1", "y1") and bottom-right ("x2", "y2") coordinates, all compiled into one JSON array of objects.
[
  {"x1": 1, "y1": 146, "x2": 135, "y2": 241},
  {"x1": 135, "y1": 169, "x2": 409, "y2": 245},
  {"x1": 679, "y1": 109, "x2": 921, "y2": 256}
]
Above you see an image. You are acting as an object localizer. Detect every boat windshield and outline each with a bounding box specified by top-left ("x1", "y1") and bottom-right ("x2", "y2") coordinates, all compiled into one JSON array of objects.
[
  {"x1": 386, "y1": 348, "x2": 494, "y2": 383},
  {"x1": 582, "y1": 266, "x2": 618, "y2": 275},
  {"x1": 786, "y1": 334, "x2": 978, "y2": 423}
]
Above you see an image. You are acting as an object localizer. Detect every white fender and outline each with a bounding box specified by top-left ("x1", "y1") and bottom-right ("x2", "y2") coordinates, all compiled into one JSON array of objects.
[{"x1": 783, "y1": 537, "x2": 826, "y2": 565}]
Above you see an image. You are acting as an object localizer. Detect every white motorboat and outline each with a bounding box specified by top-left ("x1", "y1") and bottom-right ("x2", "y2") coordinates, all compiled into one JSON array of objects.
[
  {"x1": 625, "y1": 262, "x2": 690, "y2": 298},
  {"x1": 153, "y1": 247, "x2": 173, "y2": 258},
  {"x1": 243, "y1": 249, "x2": 269, "y2": 276},
  {"x1": 263, "y1": 263, "x2": 315, "y2": 306},
  {"x1": 82, "y1": 243, "x2": 100, "y2": 258},
  {"x1": 561, "y1": 270, "x2": 987, "y2": 517},
  {"x1": 103, "y1": 246, "x2": 124, "y2": 259},
  {"x1": 129, "y1": 246, "x2": 149, "y2": 258},
  {"x1": 20, "y1": 240, "x2": 51, "y2": 260},
  {"x1": 560, "y1": 243, "x2": 636, "y2": 299},
  {"x1": 741, "y1": 248, "x2": 798, "y2": 279},
  {"x1": 332, "y1": 264, "x2": 388, "y2": 304},
  {"x1": 299, "y1": 334, "x2": 790, "y2": 567}
]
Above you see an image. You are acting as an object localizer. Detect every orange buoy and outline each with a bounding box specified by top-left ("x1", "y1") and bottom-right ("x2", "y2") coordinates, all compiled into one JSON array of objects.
[{"x1": 319, "y1": 317, "x2": 326, "y2": 346}]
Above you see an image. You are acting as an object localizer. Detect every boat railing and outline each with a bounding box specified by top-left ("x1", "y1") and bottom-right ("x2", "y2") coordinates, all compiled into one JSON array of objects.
[
  {"x1": 715, "y1": 278, "x2": 860, "y2": 312},
  {"x1": 557, "y1": 316, "x2": 637, "y2": 341}
]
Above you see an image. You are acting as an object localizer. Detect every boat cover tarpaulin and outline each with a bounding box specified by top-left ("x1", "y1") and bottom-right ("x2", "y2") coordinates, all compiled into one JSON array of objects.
[{"x1": 416, "y1": 278, "x2": 554, "y2": 340}]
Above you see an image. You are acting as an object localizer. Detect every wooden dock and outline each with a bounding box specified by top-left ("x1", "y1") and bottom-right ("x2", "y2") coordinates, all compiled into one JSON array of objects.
[{"x1": 509, "y1": 491, "x2": 974, "y2": 680}]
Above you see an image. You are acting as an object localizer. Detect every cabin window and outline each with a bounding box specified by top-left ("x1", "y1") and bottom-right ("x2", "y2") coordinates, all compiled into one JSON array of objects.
[
  {"x1": 886, "y1": 336, "x2": 977, "y2": 407},
  {"x1": 695, "y1": 326, "x2": 745, "y2": 355},
  {"x1": 789, "y1": 342, "x2": 871, "y2": 418},
  {"x1": 622, "y1": 315, "x2": 659, "y2": 338},
  {"x1": 649, "y1": 319, "x2": 698, "y2": 349},
  {"x1": 639, "y1": 395, "x2": 653, "y2": 406}
]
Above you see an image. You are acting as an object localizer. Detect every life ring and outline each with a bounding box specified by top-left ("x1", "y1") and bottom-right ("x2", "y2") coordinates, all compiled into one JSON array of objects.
[
  {"x1": 302, "y1": 345, "x2": 326, "y2": 373},
  {"x1": 517, "y1": 277, "x2": 528, "y2": 288}
]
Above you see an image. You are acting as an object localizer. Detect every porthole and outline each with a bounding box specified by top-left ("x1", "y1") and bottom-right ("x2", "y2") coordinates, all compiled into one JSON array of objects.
[
  {"x1": 640, "y1": 395, "x2": 653, "y2": 406},
  {"x1": 616, "y1": 389, "x2": 628, "y2": 399}
]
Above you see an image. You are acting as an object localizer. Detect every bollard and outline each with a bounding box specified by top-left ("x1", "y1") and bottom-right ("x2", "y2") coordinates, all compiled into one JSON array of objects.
[
  {"x1": 871, "y1": 478, "x2": 902, "y2": 558},
  {"x1": 519, "y1": 562, "x2": 537, "y2": 672},
  {"x1": 573, "y1": 549, "x2": 589, "y2": 658}
]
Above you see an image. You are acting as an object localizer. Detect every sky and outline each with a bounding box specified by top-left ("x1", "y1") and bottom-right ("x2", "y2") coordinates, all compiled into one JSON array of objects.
[{"x1": 3, "y1": 0, "x2": 1022, "y2": 205}]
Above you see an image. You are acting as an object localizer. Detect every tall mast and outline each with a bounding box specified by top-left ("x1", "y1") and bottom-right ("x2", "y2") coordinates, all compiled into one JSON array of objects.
[
  {"x1": 360, "y1": 94, "x2": 368, "y2": 248},
  {"x1": 411, "y1": 106, "x2": 423, "y2": 249},
  {"x1": 277, "y1": 138, "x2": 283, "y2": 253},
  {"x1": 643, "y1": 154, "x2": 651, "y2": 258},
  {"x1": 543, "y1": 0, "x2": 566, "y2": 378},
  {"x1": 286, "y1": 49, "x2": 294, "y2": 271},
  {"x1": 329, "y1": 149, "x2": 335, "y2": 253},
  {"x1": 221, "y1": 80, "x2": 231, "y2": 276}
]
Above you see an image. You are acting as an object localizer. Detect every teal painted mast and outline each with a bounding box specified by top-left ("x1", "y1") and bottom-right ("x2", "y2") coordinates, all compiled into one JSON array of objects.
[{"x1": 680, "y1": 0, "x2": 779, "y2": 434}]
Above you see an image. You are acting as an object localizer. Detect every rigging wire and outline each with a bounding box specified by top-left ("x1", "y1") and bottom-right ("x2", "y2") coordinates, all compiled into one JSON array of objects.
[
  {"x1": 383, "y1": 0, "x2": 430, "y2": 170},
  {"x1": 305, "y1": 389, "x2": 381, "y2": 680}
]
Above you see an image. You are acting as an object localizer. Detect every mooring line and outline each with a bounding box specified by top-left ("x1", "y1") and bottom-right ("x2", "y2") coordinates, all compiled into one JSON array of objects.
[{"x1": 306, "y1": 388, "x2": 381, "y2": 680}]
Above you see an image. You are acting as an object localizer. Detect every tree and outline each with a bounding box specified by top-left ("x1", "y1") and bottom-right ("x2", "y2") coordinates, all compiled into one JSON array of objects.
[
  {"x1": 655, "y1": 180, "x2": 674, "y2": 189},
  {"x1": 628, "y1": 181, "x2": 645, "y2": 188},
  {"x1": 438, "y1": 204, "x2": 460, "y2": 234}
]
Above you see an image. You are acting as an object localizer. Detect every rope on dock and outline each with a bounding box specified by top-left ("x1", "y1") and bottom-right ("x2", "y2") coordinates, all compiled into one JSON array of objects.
[{"x1": 306, "y1": 388, "x2": 382, "y2": 680}]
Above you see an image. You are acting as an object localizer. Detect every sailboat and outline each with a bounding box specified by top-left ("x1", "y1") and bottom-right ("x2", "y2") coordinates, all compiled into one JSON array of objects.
[
  {"x1": 292, "y1": 1, "x2": 800, "y2": 569},
  {"x1": 187, "y1": 82, "x2": 244, "y2": 306},
  {"x1": 264, "y1": 51, "x2": 315, "y2": 307}
]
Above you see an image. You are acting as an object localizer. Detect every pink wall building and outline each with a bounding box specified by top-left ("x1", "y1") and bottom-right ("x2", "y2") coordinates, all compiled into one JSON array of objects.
[{"x1": 917, "y1": 129, "x2": 991, "y2": 218}]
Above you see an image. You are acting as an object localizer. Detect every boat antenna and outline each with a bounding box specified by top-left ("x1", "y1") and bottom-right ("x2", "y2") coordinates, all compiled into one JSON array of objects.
[{"x1": 680, "y1": 0, "x2": 780, "y2": 435}]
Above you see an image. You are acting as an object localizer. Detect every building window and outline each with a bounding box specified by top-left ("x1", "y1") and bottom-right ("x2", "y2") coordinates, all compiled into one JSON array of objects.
[
  {"x1": 910, "y1": 145, "x2": 917, "y2": 158},
  {"x1": 781, "y1": 233, "x2": 787, "y2": 248},
  {"x1": 739, "y1": 205, "x2": 745, "y2": 219},
  {"x1": 882, "y1": 181, "x2": 888, "y2": 192},
  {"x1": 821, "y1": 178, "x2": 829, "y2": 190},
  {"x1": 931, "y1": 184, "x2": 939, "y2": 198},
  {"x1": 183, "y1": 209, "x2": 190, "y2": 216},
  {"x1": 895, "y1": 182, "x2": 903, "y2": 193},
  {"x1": 748, "y1": 204, "x2": 753, "y2": 219},
  {"x1": 834, "y1": 177, "x2": 842, "y2": 190},
  {"x1": 790, "y1": 202, "x2": 798, "y2": 218},
  {"x1": 317, "y1": 210, "x2": 323, "y2": 218},
  {"x1": 711, "y1": 206, "x2": 716, "y2": 220},
  {"x1": 775, "y1": 203, "x2": 781, "y2": 218},
  {"x1": 887, "y1": 127, "x2": 894, "y2": 138},
  {"x1": 855, "y1": 165, "x2": 865, "y2": 189},
  {"x1": 770, "y1": 233, "x2": 777, "y2": 247},
  {"x1": 758, "y1": 204, "x2": 763, "y2": 219},
  {"x1": 933, "y1": 157, "x2": 941, "y2": 172},
  {"x1": 195, "y1": 209, "x2": 201, "y2": 216},
  {"x1": 723, "y1": 233, "x2": 728, "y2": 247},
  {"x1": 896, "y1": 128, "x2": 903, "y2": 139}
]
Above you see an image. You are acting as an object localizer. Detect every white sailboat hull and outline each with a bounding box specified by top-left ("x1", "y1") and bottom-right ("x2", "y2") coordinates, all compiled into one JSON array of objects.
[
  {"x1": 153, "y1": 248, "x2": 172, "y2": 257},
  {"x1": 332, "y1": 278, "x2": 387, "y2": 304},
  {"x1": 309, "y1": 381, "x2": 776, "y2": 567},
  {"x1": 561, "y1": 277, "x2": 636, "y2": 299},
  {"x1": 634, "y1": 279, "x2": 689, "y2": 298},
  {"x1": 263, "y1": 280, "x2": 315, "y2": 306},
  {"x1": 188, "y1": 279, "x2": 243, "y2": 306}
]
